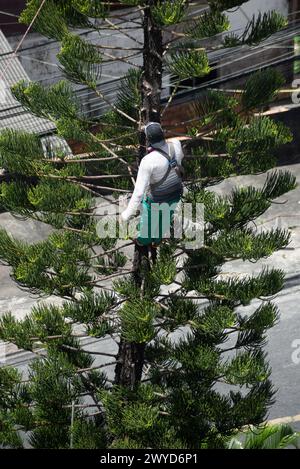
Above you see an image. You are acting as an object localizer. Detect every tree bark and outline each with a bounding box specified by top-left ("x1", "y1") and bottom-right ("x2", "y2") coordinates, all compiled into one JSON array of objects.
[
  {"x1": 114, "y1": 341, "x2": 146, "y2": 388},
  {"x1": 140, "y1": 0, "x2": 163, "y2": 140},
  {"x1": 114, "y1": 2, "x2": 163, "y2": 388}
]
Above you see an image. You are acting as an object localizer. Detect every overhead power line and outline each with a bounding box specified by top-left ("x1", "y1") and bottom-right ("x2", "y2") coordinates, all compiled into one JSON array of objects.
[{"x1": 0, "y1": 9, "x2": 19, "y2": 18}]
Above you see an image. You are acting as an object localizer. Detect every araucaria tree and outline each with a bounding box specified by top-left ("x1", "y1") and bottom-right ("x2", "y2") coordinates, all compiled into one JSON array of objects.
[{"x1": 0, "y1": 0, "x2": 296, "y2": 449}]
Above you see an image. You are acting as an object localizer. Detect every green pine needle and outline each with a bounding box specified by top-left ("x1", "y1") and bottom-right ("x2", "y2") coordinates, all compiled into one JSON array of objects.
[
  {"x1": 186, "y1": 10, "x2": 230, "y2": 39},
  {"x1": 167, "y1": 45, "x2": 210, "y2": 79},
  {"x1": 152, "y1": 0, "x2": 187, "y2": 26},
  {"x1": 223, "y1": 11, "x2": 288, "y2": 47},
  {"x1": 71, "y1": 0, "x2": 109, "y2": 19},
  {"x1": 242, "y1": 69, "x2": 285, "y2": 109},
  {"x1": 58, "y1": 34, "x2": 102, "y2": 87}
]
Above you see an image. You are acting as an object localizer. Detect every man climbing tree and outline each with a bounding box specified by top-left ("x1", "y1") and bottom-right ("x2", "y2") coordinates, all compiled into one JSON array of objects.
[
  {"x1": 0, "y1": 0, "x2": 297, "y2": 449},
  {"x1": 121, "y1": 122, "x2": 185, "y2": 284}
]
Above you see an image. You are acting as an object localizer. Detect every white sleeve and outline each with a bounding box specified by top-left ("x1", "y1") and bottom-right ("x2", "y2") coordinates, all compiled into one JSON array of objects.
[{"x1": 121, "y1": 158, "x2": 152, "y2": 221}]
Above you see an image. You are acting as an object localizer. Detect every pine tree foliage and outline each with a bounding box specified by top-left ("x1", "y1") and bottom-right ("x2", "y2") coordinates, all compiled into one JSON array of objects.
[
  {"x1": 167, "y1": 46, "x2": 211, "y2": 79},
  {"x1": 58, "y1": 34, "x2": 103, "y2": 87},
  {"x1": 186, "y1": 10, "x2": 230, "y2": 40},
  {"x1": 19, "y1": 0, "x2": 102, "y2": 39},
  {"x1": 223, "y1": 11, "x2": 288, "y2": 47},
  {"x1": 12, "y1": 80, "x2": 82, "y2": 122},
  {"x1": 71, "y1": 0, "x2": 109, "y2": 19},
  {"x1": 242, "y1": 69, "x2": 285, "y2": 109},
  {"x1": 152, "y1": 0, "x2": 187, "y2": 26},
  {"x1": 0, "y1": 0, "x2": 297, "y2": 450},
  {"x1": 113, "y1": 69, "x2": 142, "y2": 125}
]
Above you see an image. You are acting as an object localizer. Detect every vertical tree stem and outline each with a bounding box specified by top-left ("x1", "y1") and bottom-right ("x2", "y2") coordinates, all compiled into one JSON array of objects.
[{"x1": 114, "y1": 1, "x2": 163, "y2": 388}]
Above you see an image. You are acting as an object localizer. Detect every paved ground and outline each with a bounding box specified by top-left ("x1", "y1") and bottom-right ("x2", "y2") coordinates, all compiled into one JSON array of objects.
[{"x1": 1, "y1": 162, "x2": 300, "y2": 427}]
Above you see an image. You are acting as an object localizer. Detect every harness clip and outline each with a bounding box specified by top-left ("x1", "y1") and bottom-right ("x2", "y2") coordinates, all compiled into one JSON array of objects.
[{"x1": 169, "y1": 158, "x2": 177, "y2": 168}]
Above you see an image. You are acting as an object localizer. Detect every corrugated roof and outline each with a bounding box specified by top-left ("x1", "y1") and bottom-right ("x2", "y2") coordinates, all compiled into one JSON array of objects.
[
  {"x1": 0, "y1": 30, "x2": 55, "y2": 134},
  {"x1": 0, "y1": 30, "x2": 72, "y2": 158},
  {"x1": 0, "y1": 29, "x2": 72, "y2": 157}
]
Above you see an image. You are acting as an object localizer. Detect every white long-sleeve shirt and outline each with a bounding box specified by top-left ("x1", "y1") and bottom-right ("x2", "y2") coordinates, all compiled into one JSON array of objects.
[{"x1": 121, "y1": 139, "x2": 184, "y2": 221}]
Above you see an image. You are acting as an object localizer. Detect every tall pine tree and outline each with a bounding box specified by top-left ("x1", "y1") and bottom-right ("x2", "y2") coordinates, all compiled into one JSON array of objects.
[{"x1": 0, "y1": 0, "x2": 296, "y2": 448}]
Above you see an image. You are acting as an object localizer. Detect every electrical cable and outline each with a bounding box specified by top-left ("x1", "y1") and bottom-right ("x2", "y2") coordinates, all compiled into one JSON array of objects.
[{"x1": 0, "y1": 9, "x2": 19, "y2": 18}]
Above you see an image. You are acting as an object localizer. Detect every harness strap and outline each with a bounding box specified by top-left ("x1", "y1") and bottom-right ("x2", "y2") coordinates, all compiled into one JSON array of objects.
[{"x1": 150, "y1": 142, "x2": 176, "y2": 190}]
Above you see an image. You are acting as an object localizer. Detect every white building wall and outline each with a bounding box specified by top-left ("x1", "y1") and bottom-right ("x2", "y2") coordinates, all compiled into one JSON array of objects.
[{"x1": 227, "y1": 0, "x2": 289, "y2": 34}]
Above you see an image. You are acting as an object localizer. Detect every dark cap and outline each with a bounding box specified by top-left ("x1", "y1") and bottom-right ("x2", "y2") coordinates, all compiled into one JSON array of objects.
[{"x1": 144, "y1": 122, "x2": 165, "y2": 148}]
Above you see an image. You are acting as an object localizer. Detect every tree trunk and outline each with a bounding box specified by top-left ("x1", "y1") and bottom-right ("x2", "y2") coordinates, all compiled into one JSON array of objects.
[
  {"x1": 140, "y1": 0, "x2": 163, "y2": 141},
  {"x1": 114, "y1": 341, "x2": 146, "y2": 388},
  {"x1": 114, "y1": 2, "x2": 163, "y2": 387}
]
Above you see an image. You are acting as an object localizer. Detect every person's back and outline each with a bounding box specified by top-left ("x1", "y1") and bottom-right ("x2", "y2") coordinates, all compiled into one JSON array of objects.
[
  {"x1": 121, "y1": 122, "x2": 184, "y2": 246},
  {"x1": 140, "y1": 138, "x2": 183, "y2": 202}
]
